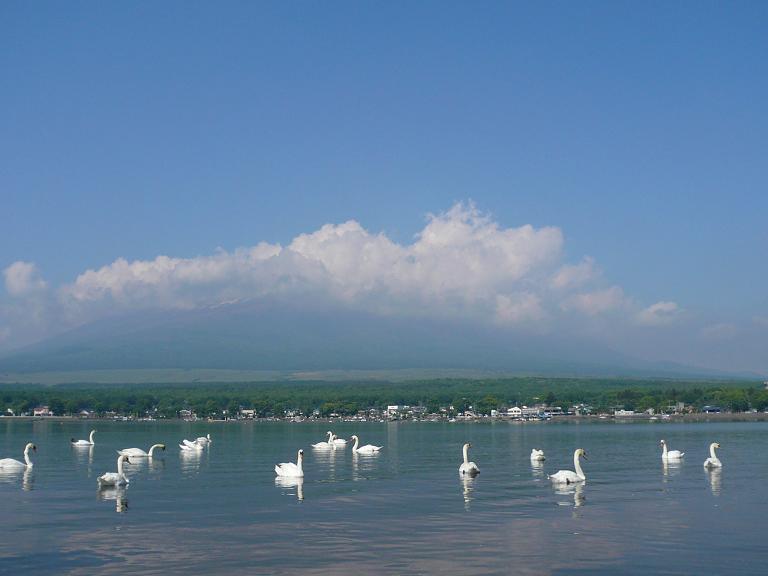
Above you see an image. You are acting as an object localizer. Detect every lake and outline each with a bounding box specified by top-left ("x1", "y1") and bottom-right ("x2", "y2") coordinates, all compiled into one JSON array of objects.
[{"x1": 1, "y1": 418, "x2": 766, "y2": 574}]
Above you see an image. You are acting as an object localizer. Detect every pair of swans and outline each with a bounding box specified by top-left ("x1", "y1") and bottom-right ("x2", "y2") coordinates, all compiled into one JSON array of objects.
[
  {"x1": 71, "y1": 430, "x2": 96, "y2": 446},
  {"x1": 0, "y1": 442, "x2": 37, "y2": 469},
  {"x1": 704, "y1": 442, "x2": 722, "y2": 468},
  {"x1": 549, "y1": 448, "x2": 587, "y2": 484},
  {"x1": 179, "y1": 435, "x2": 210, "y2": 451},
  {"x1": 312, "y1": 431, "x2": 346, "y2": 449},
  {"x1": 660, "y1": 439, "x2": 684, "y2": 460},
  {"x1": 459, "y1": 442, "x2": 479, "y2": 475},
  {"x1": 98, "y1": 454, "x2": 131, "y2": 487},
  {"x1": 118, "y1": 444, "x2": 166, "y2": 458}
]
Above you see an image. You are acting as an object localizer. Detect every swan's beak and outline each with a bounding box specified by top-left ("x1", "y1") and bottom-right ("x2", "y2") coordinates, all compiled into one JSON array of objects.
[
  {"x1": 32, "y1": 445, "x2": 37, "y2": 451},
  {"x1": 582, "y1": 452, "x2": 588, "y2": 460}
]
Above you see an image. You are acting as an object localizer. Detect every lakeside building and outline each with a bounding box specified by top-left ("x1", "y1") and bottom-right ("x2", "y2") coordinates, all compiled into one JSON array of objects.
[{"x1": 33, "y1": 406, "x2": 53, "y2": 417}]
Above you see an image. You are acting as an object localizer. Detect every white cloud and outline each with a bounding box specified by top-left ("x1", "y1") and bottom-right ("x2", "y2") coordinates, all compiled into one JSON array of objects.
[
  {"x1": 3, "y1": 261, "x2": 47, "y2": 297},
  {"x1": 0, "y1": 202, "x2": 685, "y2": 350},
  {"x1": 561, "y1": 286, "x2": 627, "y2": 316},
  {"x1": 551, "y1": 257, "x2": 598, "y2": 290},
  {"x1": 495, "y1": 293, "x2": 545, "y2": 325},
  {"x1": 635, "y1": 301, "x2": 681, "y2": 326}
]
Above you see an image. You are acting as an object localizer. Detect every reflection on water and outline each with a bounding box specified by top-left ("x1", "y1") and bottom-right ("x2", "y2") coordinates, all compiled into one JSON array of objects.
[
  {"x1": 1, "y1": 419, "x2": 767, "y2": 575},
  {"x1": 179, "y1": 449, "x2": 201, "y2": 476},
  {"x1": 351, "y1": 450, "x2": 380, "y2": 482},
  {"x1": 707, "y1": 467, "x2": 723, "y2": 496},
  {"x1": 0, "y1": 467, "x2": 34, "y2": 491},
  {"x1": 312, "y1": 442, "x2": 339, "y2": 480},
  {"x1": 530, "y1": 459, "x2": 546, "y2": 480},
  {"x1": 73, "y1": 445, "x2": 94, "y2": 477},
  {"x1": 662, "y1": 459, "x2": 683, "y2": 481},
  {"x1": 98, "y1": 486, "x2": 129, "y2": 513},
  {"x1": 554, "y1": 482, "x2": 585, "y2": 509},
  {"x1": 460, "y1": 474, "x2": 476, "y2": 510},
  {"x1": 275, "y1": 476, "x2": 304, "y2": 501}
]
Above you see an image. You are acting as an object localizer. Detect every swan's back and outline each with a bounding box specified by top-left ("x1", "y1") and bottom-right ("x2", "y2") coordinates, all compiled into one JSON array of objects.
[
  {"x1": 549, "y1": 470, "x2": 582, "y2": 484},
  {"x1": 0, "y1": 458, "x2": 24, "y2": 469},
  {"x1": 459, "y1": 461, "x2": 480, "y2": 475}
]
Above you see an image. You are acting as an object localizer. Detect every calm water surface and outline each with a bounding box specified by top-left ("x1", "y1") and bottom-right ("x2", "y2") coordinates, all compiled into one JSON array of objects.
[{"x1": 1, "y1": 419, "x2": 766, "y2": 574}]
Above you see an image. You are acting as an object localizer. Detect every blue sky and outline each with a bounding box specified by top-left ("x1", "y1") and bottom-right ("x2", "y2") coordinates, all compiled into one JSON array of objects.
[{"x1": 2, "y1": 2, "x2": 767, "y2": 372}]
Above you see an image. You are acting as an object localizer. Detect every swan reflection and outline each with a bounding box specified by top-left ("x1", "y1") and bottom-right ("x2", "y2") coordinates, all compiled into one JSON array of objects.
[
  {"x1": 179, "y1": 449, "x2": 202, "y2": 475},
  {"x1": 0, "y1": 467, "x2": 34, "y2": 491},
  {"x1": 351, "y1": 450, "x2": 379, "y2": 481},
  {"x1": 554, "y1": 482, "x2": 586, "y2": 508},
  {"x1": 275, "y1": 476, "x2": 304, "y2": 501},
  {"x1": 662, "y1": 459, "x2": 682, "y2": 482},
  {"x1": 73, "y1": 445, "x2": 95, "y2": 476},
  {"x1": 530, "y1": 459, "x2": 546, "y2": 480},
  {"x1": 707, "y1": 467, "x2": 722, "y2": 496},
  {"x1": 460, "y1": 474, "x2": 477, "y2": 510},
  {"x1": 98, "y1": 486, "x2": 129, "y2": 512}
]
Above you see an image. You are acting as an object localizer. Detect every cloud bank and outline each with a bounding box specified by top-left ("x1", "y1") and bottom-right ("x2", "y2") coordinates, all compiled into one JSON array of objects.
[{"x1": 1, "y1": 202, "x2": 690, "y2": 359}]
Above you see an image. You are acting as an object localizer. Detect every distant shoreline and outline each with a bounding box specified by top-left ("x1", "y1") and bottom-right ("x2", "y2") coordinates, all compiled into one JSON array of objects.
[{"x1": 4, "y1": 412, "x2": 768, "y2": 423}]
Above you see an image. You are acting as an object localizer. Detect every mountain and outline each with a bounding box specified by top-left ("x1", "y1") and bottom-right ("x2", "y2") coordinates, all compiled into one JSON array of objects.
[{"x1": 0, "y1": 300, "x2": 751, "y2": 379}]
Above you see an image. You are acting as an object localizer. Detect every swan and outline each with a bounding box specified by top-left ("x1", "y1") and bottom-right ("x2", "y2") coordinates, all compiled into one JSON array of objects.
[
  {"x1": 275, "y1": 449, "x2": 304, "y2": 477},
  {"x1": 350, "y1": 435, "x2": 382, "y2": 454},
  {"x1": 71, "y1": 430, "x2": 96, "y2": 446},
  {"x1": 119, "y1": 444, "x2": 166, "y2": 458},
  {"x1": 530, "y1": 448, "x2": 546, "y2": 461},
  {"x1": 98, "y1": 454, "x2": 131, "y2": 487},
  {"x1": 549, "y1": 448, "x2": 587, "y2": 484},
  {"x1": 703, "y1": 442, "x2": 722, "y2": 468},
  {"x1": 660, "y1": 439, "x2": 684, "y2": 460},
  {"x1": 329, "y1": 431, "x2": 346, "y2": 446},
  {"x1": 312, "y1": 431, "x2": 336, "y2": 448},
  {"x1": 195, "y1": 433, "x2": 212, "y2": 445},
  {"x1": 0, "y1": 443, "x2": 36, "y2": 469},
  {"x1": 179, "y1": 439, "x2": 204, "y2": 451},
  {"x1": 459, "y1": 442, "x2": 480, "y2": 476}
]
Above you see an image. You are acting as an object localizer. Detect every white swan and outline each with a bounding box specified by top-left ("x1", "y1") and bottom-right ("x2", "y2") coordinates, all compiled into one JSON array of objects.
[
  {"x1": 119, "y1": 444, "x2": 166, "y2": 458},
  {"x1": 71, "y1": 430, "x2": 96, "y2": 446},
  {"x1": 660, "y1": 439, "x2": 684, "y2": 460},
  {"x1": 530, "y1": 448, "x2": 546, "y2": 461},
  {"x1": 549, "y1": 448, "x2": 587, "y2": 484},
  {"x1": 703, "y1": 442, "x2": 722, "y2": 468},
  {"x1": 312, "y1": 431, "x2": 336, "y2": 449},
  {"x1": 195, "y1": 433, "x2": 212, "y2": 445},
  {"x1": 0, "y1": 442, "x2": 36, "y2": 469},
  {"x1": 351, "y1": 435, "x2": 382, "y2": 454},
  {"x1": 459, "y1": 442, "x2": 480, "y2": 475},
  {"x1": 98, "y1": 454, "x2": 131, "y2": 486},
  {"x1": 179, "y1": 439, "x2": 204, "y2": 451},
  {"x1": 329, "y1": 431, "x2": 346, "y2": 446},
  {"x1": 275, "y1": 449, "x2": 304, "y2": 477}
]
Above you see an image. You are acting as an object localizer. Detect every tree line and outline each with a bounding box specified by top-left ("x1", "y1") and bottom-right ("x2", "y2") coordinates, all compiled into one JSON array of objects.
[{"x1": 1, "y1": 377, "x2": 766, "y2": 418}]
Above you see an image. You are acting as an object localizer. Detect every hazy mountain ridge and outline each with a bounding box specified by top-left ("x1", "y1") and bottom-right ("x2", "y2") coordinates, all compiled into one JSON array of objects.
[{"x1": 0, "y1": 301, "x2": 757, "y2": 381}]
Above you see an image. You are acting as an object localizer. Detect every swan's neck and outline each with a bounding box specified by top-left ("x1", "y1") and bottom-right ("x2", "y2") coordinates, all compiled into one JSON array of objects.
[
  {"x1": 117, "y1": 457, "x2": 126, "y2": 478},
  {"x1": 463, "y1": 445, "x2": 469, "y2": 465},
  {"x1": 352, "y1": 437, "x2": 359, "y2": 451},
  {"x1": 327, "y1": 431, "x2": 334, "y2": 441},
  {"x1": 148, "y1": 444, "x2": 162, "y2": 457},
  {"x1": 574, "y1": 451, "x2": 585, "y2": 479},
  {"x1": 661, "y1": 442, "x2": 668, "y2": 456},
  {"x1": 296, "y1": 453, "x2": 303, "y2": 472},
  {"x1": 24, "y1": 446, "x2": 33, "y2": 467},
  {"x1": 89, "y1": 431, "x2": 95, "y2": 443},
  {"x1": 710, "y1": 444, "x2": 718, "y2": 459}
]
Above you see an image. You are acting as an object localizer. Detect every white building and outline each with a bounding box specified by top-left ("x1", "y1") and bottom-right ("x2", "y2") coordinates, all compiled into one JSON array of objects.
[{"x1": 507, "y1": 406, "x2": 523, "y2": 418}]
